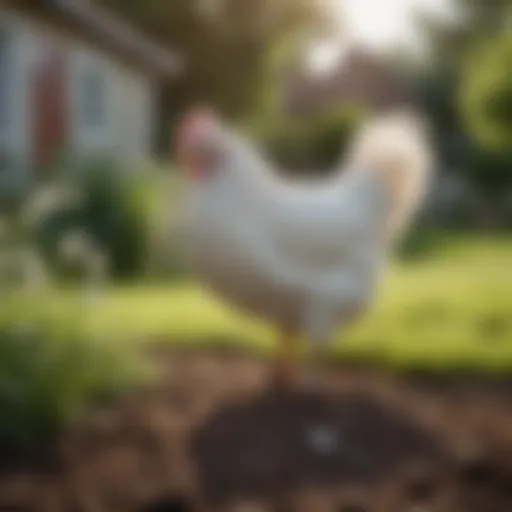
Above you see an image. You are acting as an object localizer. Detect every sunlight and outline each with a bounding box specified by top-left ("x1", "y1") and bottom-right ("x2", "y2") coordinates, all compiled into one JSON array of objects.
[
  {"x1": 341, "y1": 0, "x2": 455, "y2": 49},
  {"x1": 308, "y1": 0, "x2": 456, "y2": 72}
]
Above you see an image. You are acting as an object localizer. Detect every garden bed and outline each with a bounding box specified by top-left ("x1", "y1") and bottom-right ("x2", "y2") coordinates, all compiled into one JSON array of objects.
[{"x1": 1, "y1": 349, "x2": 512, "y2": 511}]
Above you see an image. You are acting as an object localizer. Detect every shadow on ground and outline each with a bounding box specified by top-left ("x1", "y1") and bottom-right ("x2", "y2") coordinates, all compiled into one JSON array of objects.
[{"x1": 193, "y1": 391, "x2": 444, "y2": 503}]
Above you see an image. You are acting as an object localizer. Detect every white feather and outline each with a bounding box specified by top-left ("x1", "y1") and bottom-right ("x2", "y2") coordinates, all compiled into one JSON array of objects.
[{"x1": 177, "y1": 111, "x2": 433, "y2": 344}]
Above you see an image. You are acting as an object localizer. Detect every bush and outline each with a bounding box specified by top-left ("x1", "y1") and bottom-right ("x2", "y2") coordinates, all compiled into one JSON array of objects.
[
  {"x1": 256, "y1": 104, "x2": 368, "y2": 172},
  {"x1": 0, "y1": 316, "x2": 145, "y2": 457},
  {"x1": 457, "y1": 33, "x2": 512, "y2": 226},
  {"x1": 0, "y1": 149, "x2": 31, "y2": 212},
  {"x1": 459, "y1": 34, "x2": 512, "y2": 151},
  {"x1": 30, "y1": 156, "x2": 162, "y2": 280},
  {"x1": 0, "y1": 160, "x2": 151, "y2": 458},
  {"x1": 466, "y1": 147, "x2": 512, "y2": 200}
]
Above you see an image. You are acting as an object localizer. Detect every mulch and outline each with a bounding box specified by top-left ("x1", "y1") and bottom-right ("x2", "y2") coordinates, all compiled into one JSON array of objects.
[{"x1": 1, "y1": 348, "x2": 512, "y2": 512}]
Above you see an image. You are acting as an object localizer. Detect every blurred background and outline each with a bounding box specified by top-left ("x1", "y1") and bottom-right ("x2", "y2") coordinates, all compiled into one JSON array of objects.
[{"x1": 0, "y1": 0, "x2": 511, "y2": 508}]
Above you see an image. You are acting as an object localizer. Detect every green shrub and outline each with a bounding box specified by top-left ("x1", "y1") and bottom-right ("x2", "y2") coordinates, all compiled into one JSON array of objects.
[
  {"x1": 0, "y1": 316, "x2": 145, "y2": 455},
  {"x1": 0, "y1": 150, "x2": 31, "y2": 212},
  {"x1": 459, "y1": 34, "x2": 512, "y2": 151},
  {"x1": 256, "y1": 104, "x2": 368, "y2": 172},
  {"x1": 466, "y1": 147, "x2": 512, "y2": 202},
  {"x1": 30, "y1": 156, "x2": 162, "y2": 280}
]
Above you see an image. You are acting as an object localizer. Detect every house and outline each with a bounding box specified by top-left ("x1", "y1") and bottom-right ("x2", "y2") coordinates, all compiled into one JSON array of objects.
[
  {"x1": 284, "y1": 48, "x2": 411, "y2": 117},
  {"x1": 0, "y1": 0, "x2": 182, "y2": 183}
]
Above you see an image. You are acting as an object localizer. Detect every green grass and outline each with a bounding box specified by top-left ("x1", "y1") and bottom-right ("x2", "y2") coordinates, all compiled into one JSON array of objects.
[{"x1": 2, "y1": 233, "x2": 512, "y2": 374}]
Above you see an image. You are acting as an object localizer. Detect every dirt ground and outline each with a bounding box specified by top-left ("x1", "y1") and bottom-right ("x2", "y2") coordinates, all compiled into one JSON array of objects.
[{"x1": 1, "y1": 349, "x2": 512, "y2": 512}]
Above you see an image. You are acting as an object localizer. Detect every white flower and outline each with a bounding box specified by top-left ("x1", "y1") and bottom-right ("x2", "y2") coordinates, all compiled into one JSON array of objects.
[
  {"x1": 58, "y1": 230, "x2": 93, "y2": 264},
  {"x1": 21, "y1": 184, "x2": 82, "y2": 227}
]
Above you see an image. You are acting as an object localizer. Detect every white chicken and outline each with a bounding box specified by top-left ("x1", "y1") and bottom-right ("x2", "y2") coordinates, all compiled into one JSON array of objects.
[{"x1": 174, "y1": 107, "x2": 432, "y2": 390}]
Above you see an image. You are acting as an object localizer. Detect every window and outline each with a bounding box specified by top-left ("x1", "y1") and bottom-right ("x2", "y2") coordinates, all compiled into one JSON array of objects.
[
  {"x1": 80, "y1": 62, "x2": 106, "y2": 129},
  {"x1": 0, "y1": 31, "x2": 12, "y2": 133}
]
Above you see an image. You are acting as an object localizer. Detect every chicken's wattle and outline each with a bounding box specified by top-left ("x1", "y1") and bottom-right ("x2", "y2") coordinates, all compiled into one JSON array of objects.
[{"x1": 175, "y1": 107, "x2": 220, "y2": 181}]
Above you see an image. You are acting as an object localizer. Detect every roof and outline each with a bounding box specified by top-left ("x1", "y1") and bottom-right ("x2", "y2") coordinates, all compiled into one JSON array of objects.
[
  {"x1": 285, "y1": 49, "x2": 411, "y2": 116},
  {"x1": 17, "y1": 0, "x2": 183, "y2": 77}
]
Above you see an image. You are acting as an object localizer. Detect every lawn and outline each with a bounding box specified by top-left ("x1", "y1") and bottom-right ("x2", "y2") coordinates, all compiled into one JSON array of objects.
[{"x1": 2, "y1": 233, "x2": 512, "y2": 373}]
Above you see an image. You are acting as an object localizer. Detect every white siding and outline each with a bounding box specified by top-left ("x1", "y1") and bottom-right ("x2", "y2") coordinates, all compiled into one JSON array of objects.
[
  {"x1": 108, "y1": 59, "x2": 155, "y2": 167},
  {"x1": 0, "y1": 6, "x2": 157, "y2": 174},
  {"x1": 0, "y1": 11, "x2": 30, "y2": 170},
  {"x1": 67, "y1": 43, "x2": 156, "y2": 167},
  {"x1": 69, "y1": 48, "x2": 113, "y2": 155}
]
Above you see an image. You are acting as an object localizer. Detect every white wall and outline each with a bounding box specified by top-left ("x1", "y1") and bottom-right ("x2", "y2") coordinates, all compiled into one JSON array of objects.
[
  {"x1": 106, "y1": 57, "x2": 155, "y2": 167},
  {"x1": 0, "y1": 9, "x2": 33, "y2": 175},
  {"x1": 0, "y1": 6, "x2": 156, "y2": 174},
  {"x1": 68, "y1": 44, "x2": 155, "y2": 167}
]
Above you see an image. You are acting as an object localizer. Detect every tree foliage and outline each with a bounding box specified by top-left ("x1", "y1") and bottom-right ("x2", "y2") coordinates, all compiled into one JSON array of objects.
[
  {"x1": 459, "y1": 34, "x2": 512, "y2": 151},
  {"x1": 101, "y1": 0, "x2": 333, "y2": 150},
  {"x1": 418, "y1": 0, "x2": 512, "y2": 202},
  {"x1": 421, "y1": 0, "x2": 511, "y2": 72},
  {"x1": 256, "y1": 104, "x2": 368, "y2": 172}
]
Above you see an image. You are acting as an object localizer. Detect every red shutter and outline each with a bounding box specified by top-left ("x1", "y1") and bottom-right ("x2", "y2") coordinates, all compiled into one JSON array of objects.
[{"x1": 31, "y1": 45, "x2": 68, "y2": 172}]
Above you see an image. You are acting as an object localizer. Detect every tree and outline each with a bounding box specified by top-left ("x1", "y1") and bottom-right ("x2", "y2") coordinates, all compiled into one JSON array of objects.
[
  {"x1": 417, "y1": 0, "x2": 511, "y2": 193},
  {"x1": 456, "y1": 34, "x2": 512, "y2": 203},
  {"x1": 101, "y1": 0, "x2": 333, "y2": 152},
  {"x1": 256, "y1": 104, "x2": 368, "y2": 172},
  {"x1": 421, "y1": 0, "x2": 511, "y2": 73},
  {"x1": 459, "y1": 34, "x2": 512, "y2": 151}
]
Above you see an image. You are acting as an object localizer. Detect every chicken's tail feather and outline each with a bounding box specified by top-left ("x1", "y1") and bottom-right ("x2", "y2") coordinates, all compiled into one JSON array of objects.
[{"x1": 347, "y1": 110, "x2": 434, "y2": 242}]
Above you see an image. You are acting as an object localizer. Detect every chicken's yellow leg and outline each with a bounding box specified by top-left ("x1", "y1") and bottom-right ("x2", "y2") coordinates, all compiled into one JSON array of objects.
[{"x1": 273, "y1": 329, "x2": 298, "y2": 392}]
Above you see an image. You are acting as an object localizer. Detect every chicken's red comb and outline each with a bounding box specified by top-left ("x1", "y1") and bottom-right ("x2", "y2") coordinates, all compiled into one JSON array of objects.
[{"x1": 177, "y1": 106, "x2": 219, "y2": 148}]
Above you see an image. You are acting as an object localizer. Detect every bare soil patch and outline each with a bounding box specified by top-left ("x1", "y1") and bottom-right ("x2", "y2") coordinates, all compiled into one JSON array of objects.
[{"x1": 1, "y1": 350, "x2": 512, "y2": 511}]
